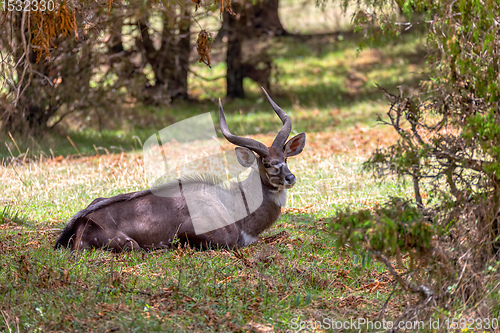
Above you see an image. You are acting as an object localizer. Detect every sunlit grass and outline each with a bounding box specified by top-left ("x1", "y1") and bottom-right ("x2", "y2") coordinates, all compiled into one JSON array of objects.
[{"x1": 279, "y1": 0, "x2": 356, "y2": 34}]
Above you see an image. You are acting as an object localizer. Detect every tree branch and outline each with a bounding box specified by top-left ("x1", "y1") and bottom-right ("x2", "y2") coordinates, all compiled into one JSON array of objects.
[{"x1": 371, "y1": 250, "x2": 433, "y2": 300}]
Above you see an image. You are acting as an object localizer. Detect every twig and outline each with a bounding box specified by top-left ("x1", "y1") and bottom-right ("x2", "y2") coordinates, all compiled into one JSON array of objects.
[
  {"x1": 391, "y1": 294, "x2": 434, "y2": 333},
  {"x1": 188, "y1": 69, "x2": 225, "y2": 82},
  {"x1": 232, "y1": 248, "x2": 254, "y2": 268},
  {"x1": 48, "y1": 109, "x2": 76, "y2": 129},
  {"x1": 13, "y1": 52, "x2": 26, "y2": 71},
  {"x1": 174, "y1": 0, "x2": 203, "y2": 30},
  {"x1": 372, "y1": 250, "x2": 433, "y2": 300},
  {"x1": 377, "y1": 281, "x2": 398, "y2": 319},
  {"x1": 1, "y1": 310, "x2": 13, "y2": 333},
  {"x1": 66, "y1": 135, "x2": 81, "y2": 156},
  {"x1": 8, "y1": 132, "x2": 21, "y2": 155},
  {"x1": 32, "y1": 70, "x2": 54, "y2": 86},
  {"x1": 412, "y1": 172, "x2": 423, "y2": 208}
]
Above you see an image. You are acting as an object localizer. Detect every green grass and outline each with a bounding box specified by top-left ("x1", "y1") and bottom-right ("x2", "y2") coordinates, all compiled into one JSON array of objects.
[
  {"x1": 1, "y1": 213, "x2": 398, "y2": 331},
  {"x1": 0, "y1": 15, "x2": 427, "y2": 332}
]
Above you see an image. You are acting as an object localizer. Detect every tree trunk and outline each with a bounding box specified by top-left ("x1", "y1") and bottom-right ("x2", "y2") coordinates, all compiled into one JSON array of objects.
[
  {"x1": 137, "y1": 8, "x2": 191, "y2": 103},
  {"x1": 167, "y1": 9, "x2": 190, "y2": 100},
  {"x1": 250, "y1": 0, "x2": 287, "y2": 36},
  {"x1": 225, "y1": 4, "x2": 245, "y2": 99},
  {"x1": 0, "y1": 12, "x2": 56, "y2": 135},
  {"x1": 223, "y1": 0, "x2": 279, "y2": 98},
  {"x1": 216, "y1": 0, "x2": 287, "y2": 42}
]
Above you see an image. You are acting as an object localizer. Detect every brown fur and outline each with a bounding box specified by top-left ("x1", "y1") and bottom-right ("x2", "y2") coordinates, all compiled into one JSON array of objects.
[{"x1": 55, "y1": 170, "x2": 283, "y2": 251}]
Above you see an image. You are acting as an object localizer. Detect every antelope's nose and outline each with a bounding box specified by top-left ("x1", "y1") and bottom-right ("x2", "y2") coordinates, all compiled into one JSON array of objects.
[{"x1": 285, "y1": 174, "x2": 296, "y2": 185}]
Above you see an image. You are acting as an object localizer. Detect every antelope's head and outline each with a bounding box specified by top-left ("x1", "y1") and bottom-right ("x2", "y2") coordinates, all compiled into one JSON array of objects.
[{"x1": 219, "y1": 88, "x2": 306, "y2": 191}]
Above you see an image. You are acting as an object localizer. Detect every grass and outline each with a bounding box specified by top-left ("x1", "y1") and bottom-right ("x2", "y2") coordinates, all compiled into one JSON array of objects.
[
  {"x1": 1, "y1": 199, "x2": 392, "y2": 331},
  {"x1": 0, "y1": 8, "x2": 430, "y2": 332},
  {"x1": 1, "y1": 206, "x2": 404, "y2": 331},
  {"x1": 0, "y1": 135, "x2": 416, "y2": 330}
]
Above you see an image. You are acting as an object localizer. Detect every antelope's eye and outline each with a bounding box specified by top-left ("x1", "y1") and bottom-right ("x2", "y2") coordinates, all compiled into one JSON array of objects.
[{"x1": 263, "y1": 163, "x2": 271, "y2": 168}]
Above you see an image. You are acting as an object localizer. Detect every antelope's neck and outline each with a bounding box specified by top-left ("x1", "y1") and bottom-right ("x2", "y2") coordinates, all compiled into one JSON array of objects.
[
  {"x1": 256, "y1": 169, "x2": 287, "y2": 207},
  {"x1": 241, "y1": 183, "x2": 286, "y2": 237},
  {"x1": 268, "y1": 188, "x2": 287, "y2": 207},
  {"x1": 236, "y1": 170, "x2": 287, "y2": 239}
]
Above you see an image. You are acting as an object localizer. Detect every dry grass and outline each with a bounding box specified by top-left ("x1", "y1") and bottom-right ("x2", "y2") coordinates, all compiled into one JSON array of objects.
[{"x1": 0, "y1": 125, "x2": 407, "y2": 222}]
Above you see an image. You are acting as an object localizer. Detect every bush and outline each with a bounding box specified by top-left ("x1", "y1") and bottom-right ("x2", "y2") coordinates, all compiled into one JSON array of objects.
[
  {"x1": 331, "y1": 198, "x2": 434, "y2": 259},
  {"x1": 329, "y1": 0, "x2": 500, "y2": 323}
]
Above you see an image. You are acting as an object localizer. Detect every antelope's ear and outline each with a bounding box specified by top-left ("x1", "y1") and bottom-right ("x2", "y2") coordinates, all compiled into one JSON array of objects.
[
  {"x1": 235, "y1": 147, "x2": 256, "y2": 167},
  {"x1": 284, "y1": 133, "x2": 306, "y2": 157}
]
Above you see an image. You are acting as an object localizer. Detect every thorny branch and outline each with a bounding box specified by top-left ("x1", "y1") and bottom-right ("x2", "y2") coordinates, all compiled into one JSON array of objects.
[
  {"x1": 371, "y1": 250, "x2": 433, "y2": 300},
  {"x1": 371, "y1": 250, "x2": 437, "y2": 332},
  {"x1": 373, "y1": 86, "x2": 492, "y2": 205}
]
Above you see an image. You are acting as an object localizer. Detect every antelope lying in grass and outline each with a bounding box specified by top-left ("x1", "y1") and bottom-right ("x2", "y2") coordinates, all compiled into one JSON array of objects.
[{"x1": 55, "y1": 88, "x2": 306, "y2": 251}]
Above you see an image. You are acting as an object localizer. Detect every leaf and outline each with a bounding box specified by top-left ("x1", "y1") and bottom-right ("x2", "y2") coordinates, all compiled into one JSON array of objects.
[{"x1": 196, "y1": 30, "x2": 212, "y2": 68}]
